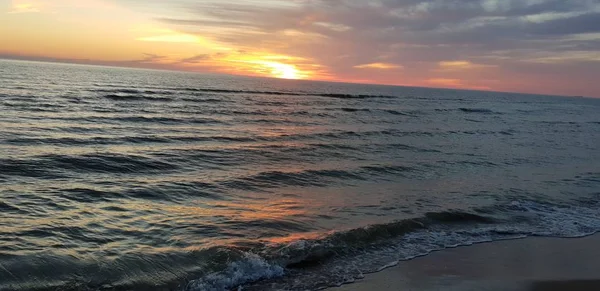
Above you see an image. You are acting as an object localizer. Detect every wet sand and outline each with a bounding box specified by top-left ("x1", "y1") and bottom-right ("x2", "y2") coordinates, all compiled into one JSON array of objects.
[{"x1": 332, "y1": 234, "x2": 600, "y2": 291}]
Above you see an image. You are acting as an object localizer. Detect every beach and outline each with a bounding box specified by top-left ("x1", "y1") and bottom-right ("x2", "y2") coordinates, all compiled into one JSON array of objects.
[{"x1": 333, "y1": 234, "x2": 600, "y2": 291}]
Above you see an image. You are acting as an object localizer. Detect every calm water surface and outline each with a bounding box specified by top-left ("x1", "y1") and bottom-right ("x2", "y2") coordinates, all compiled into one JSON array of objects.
[{"x1": 1, "y1": 59, "x2": 599, "y2": 290}]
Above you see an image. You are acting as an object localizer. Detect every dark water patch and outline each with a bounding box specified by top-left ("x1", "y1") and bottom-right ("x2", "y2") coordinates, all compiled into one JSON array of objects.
[
  {"x1": 499, "y1": 130, "x2": 516, "y2": 135},
  {"x1": 110, "y1": 116, "x2": 222, "y2": 124},
  {"x1": 103, "y1": 94, "x2": 173, "y2": 102},
  {"x1": 34, "y1": 153, "x2": 180, "y2": 175},
  {"x1": 93, "y1": 88, "x2": 143, "y2": 94},
  {"x1": 299, "y1": 129, "x2": 437, "y2": 141},
  {"x1": 223, "y1": 165, "x2": 415, "y2": 191},
  {"x1": 459, "y1": 108, "x2": 498, "y2": 114},
  {"x1": 223, "y1": 169, "x2": 362, "y2": 190},
  {"x1": 15, "y1": 115, "x2": 224, "y2": 125},
  {"x1": 226, "y1": 219, "x2": 312, "y2": 233},
  {"x1": 339, "y1": 107, "x2": 371, "y2": 113},
  {"x1": 123, "y1": 182, "x2": 223, "y2": 201},
  {"x1": 92, "y1": 88, "x2": 175, "y2": 95},
  {"x1": 359, "y1": 165, "x2": 417, "y2": 177},
  {"x1": 0, "y1": 201, "x2": 24, "y2": 214},
  {"x1": 440, "y1": 159, "x2": 498, "y2": 167},
  {"x1": 180, "y1": 87, "x2": 397, "y2": 99},
  {"x1": 100, "y1": 205, "x2": 129, "y2": 212},
  {"x1": 307, "y1": 143, "x2": 360, "y2": 151},
  {"x1": 20, "y1": 107, "x2": 63, "y2": 113},
  {"x1": 4, "y1": 135, "x2": 205, "y2": 146},
  {"x1": 180, "y1": 97, "x2": 228, "y2": 103},
  {"x1": 16, "y1": 225, "x2": 113, "y2": 245},
  {"x1": 447, "y1": 130, "x2": 498, "y2": 136},
  {"x1": 382, "y1": 109, "x2": 411, "y2": 116},
  {"x1": 183, "y1": 87, "x2": 301, "y2": 96},
  {"x1": 230, "y1": 110, "x2": 271, "y2": 116},
  {"x1": 538, "y1": 121, "x2": 578, "y2": 125},
  {"x1": 60, "y1": 188, "x2": 125, "y2": 203},
  {"x1": 425, "y1": 210, "x2": 495, "y2": 223},
  {"x1": 0, "y1": 158, "x2": 66, "y2": 179},
  {"x1": 385, "y1": 143, "x2": 441, "y2": 153},
  {"x1": 316, "y1": 93, "x2": 396, "y2": 99}
]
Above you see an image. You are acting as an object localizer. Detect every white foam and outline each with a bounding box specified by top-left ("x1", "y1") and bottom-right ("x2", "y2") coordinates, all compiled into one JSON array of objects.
[
  {"x1": 190, "y1": 200, "x2": 600, "y2": 290},
  {"x1": 185, "y1": 253, "x2": 284, "y2": 291}
]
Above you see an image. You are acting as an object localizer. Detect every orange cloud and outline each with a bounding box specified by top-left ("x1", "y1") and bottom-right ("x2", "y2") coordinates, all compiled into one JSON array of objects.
[
  {"x1": 437, "y1": 60, "x2": 494, "y2": 71},
  {"x1": 354, "y1": 62, "x2": 403, "y2": 69},
  {"x1": 178, "y1": 51, "x2": 325, "y2": 80}
]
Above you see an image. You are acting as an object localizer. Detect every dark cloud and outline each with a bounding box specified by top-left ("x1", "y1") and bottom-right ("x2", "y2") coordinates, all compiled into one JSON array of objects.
[{"x1": 180, "y1": 54, "x2": 211, "y2": 63}]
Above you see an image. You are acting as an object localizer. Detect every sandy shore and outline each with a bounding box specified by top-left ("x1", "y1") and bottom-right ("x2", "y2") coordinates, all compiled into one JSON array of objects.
[{"x1": 331, "y1": 234, "x2": 600, "y2": 291}]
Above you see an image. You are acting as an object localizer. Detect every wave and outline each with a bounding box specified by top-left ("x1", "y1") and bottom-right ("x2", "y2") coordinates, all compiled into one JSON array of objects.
[
  {"x1": 242, "y1": 200, "x2": 600, "y2": 290},
  {"x1": 317, "y1": 93, "x2": 396, "y2": 99},
  {"x1": 222, "y1": 165, "x2": 417, "y2": 190},
  {"x1": 59, "y1": 187, "x2": 126, "y2": 203},
  {"x1": 339, "y1": 107, "x2": 371, "y2": 113},
  {"x1": 0, "y1": 201, "x2": 24, "y2": 214},
  {"x1": 180, "y1": 87, "x2": 396, "y2": 99},
  {"x1": 110, "y1": 116, "x2": 221, "y2": 124},
  {"x1": 382, "y1": 109, "x2": 412, "y2": 116},
  {"x1": 3, "y1": 134, "x2": 230, "y2": 146},
  {"x1": 103, "y1": 94, "x2": 173, "y2": 102},
  {"x1": 92, "y1": 88, "x2": 175, "y2": 95},
  {"x1": 180, "y1": 97, "x2": 229, "y2": 103},
  {"x1": 458, "y1": 108, "x2": 499, "y2": 114},
  {"x1": 2, "y1": 127, "x2": 514, "y2": 149},
  {"x1": 185, "y1": 254, "x2": 284, "y2": 291},
  {"x1": 4, "y1": 200, "x2": 597, "y2": 291},
  {"x1": 9, "y1": 114, "x2": 225, "y2": 125},
  {"x1": 0, "y1": 153, "x2": 179, "y2": 178}
]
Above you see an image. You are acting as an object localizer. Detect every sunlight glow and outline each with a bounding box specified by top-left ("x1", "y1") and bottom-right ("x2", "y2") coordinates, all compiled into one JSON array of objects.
[
  {"x1": 137, "y1": 34, "x2": 202, "y2": 43},
  {"x1": 262, "y1": 61, "x2": 301, "y2": 79},
  {"x1": 216, "y1": 54, "x2": 311, "y2": 80},
  {"x1": 10, "y1": 1, "x2": 40, "y2": 13}
]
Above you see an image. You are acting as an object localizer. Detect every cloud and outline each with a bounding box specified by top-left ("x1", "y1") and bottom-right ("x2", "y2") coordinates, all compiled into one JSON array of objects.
[
  {"x1": 6, "y1": 0, "x2": 600, "y2": 95},
  {"x1": 141, "y1": 0, "x2": 599, "y2": 95},
  {"x1": 437, "y1": 60, "x2": 495, "y2": 71},
  {"x1": 354, "y1": 62, "x2": 403, "y2": 69},
  {"x1": 180, "y1": 54, "x2": 211, "y2": 63}
]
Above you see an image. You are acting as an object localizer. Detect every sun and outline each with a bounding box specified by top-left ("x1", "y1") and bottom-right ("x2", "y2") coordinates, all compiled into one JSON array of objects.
[
  {"x1": 222, "y1": 56, "x2": 309, "y2": 80},
  {"x1": 264, "y1": 61, "x2": 300, "y2": 79}
]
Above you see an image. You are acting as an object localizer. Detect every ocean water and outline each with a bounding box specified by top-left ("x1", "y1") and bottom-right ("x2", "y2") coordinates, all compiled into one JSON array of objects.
[{"x1": 1, "y1": 59, "x2": 599, "y2": 291}]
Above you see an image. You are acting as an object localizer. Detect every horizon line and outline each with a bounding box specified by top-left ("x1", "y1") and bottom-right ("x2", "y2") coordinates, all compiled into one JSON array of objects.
[{"x1": 0, "y1": 55, "x2": 594, "y2": 99}]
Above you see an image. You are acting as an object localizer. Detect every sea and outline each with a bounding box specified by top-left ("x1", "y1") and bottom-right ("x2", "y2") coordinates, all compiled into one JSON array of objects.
[{"x1": 1, "y1": 59, "x2": 599, "y2": 291}]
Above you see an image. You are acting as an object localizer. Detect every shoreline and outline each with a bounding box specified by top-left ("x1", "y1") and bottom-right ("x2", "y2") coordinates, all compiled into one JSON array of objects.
[{"x1": 330, "y1": 234, "x2": 600, "y2": 291}]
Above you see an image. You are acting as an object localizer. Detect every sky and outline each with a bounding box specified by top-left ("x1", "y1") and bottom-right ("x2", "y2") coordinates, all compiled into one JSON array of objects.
[{"x1": 1, "y1": 0, "x2": 600, "y2": 97}]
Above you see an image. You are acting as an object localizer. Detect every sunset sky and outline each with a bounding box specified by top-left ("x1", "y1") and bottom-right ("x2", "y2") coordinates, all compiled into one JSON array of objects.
[{"x1": 1, "y1": 0, "x2": 599, "y2": 97}]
